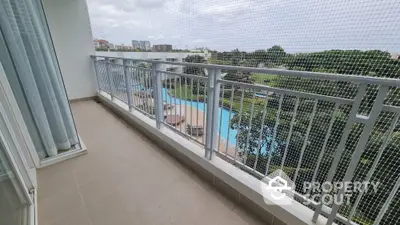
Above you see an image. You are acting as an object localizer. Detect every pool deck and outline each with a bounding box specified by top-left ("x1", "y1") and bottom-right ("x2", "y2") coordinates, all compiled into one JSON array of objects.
[{"x1": 166, "y1": 104, "x2": 239, "y2": 158}]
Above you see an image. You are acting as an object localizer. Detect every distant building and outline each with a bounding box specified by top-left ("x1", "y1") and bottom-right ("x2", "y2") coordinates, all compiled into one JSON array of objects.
[
  {"x1": 143, "y1": 41, "x2": 151, "y2": 50},
  {"x1": 94, "y1": 39, "x2": 110, "y2": 48},
  {"x1": 132, "y1": 40, "x2": 151, "y2": 50},
  {"x1": 108, "y1": 43, "x2": 114, "y2": 50},
  {"x1": 139, "y1": 41, "x2": 145, "y2": 50},
  {"x1": 152, "y1": 44, "x2": 173, "y2": 52},
  {"x1": 132, "y1": 40, "x2": 140, "y2": 49},
  {"x1": 391, "y1": 53, "x2": 400, "y2": 60},
  {"x1": 94, "y1": 40, "x2": 100, "y2": 48},
  {"x1": 115, "y1": 44, "x2": 133, "y2": 50}
]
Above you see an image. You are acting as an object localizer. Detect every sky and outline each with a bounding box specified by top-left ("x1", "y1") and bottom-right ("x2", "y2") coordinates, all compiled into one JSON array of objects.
[{"x1": 87, "y1": 0, "x2": 400, "y2": 53}]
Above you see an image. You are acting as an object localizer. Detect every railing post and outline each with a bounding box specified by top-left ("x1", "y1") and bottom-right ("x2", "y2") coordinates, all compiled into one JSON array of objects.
[
  {"x1": 123, "y1": 59, "x2": 134, "y2": 111},
  {"x1": 152, "y1": 62, "x2": 163, "y2": 129},
  {"x1": 105, "y1": 57, "x2": 114, "y2": 100},
  {"x1": 324, "y1": 85, "x2": 389, "y2": 225},
  {"x1": 312, "y1": 84, "x2": 367, "y2": 223},
  {"x1": 205, "y1": 68, "x2": 221, "y2": 160}
]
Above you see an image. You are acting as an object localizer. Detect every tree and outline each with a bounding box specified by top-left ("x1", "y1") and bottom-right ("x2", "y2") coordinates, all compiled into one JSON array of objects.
[
  {"x1": 265, "y1": 45, "x2": 286, "y2": 65},
  {"x1": 223, "y1": 71, "x2": 254, "y2": 83},
  {"x1": 183, "y1": 55, "x2": 206, "y2": 76},
  {"x1": 287, "y1": 49, "x2": 400, "y2": 78},
  {"x1": 229, "y1": 48, "x2": 400, "y2": 224},
  {"x1": 183, "y1": 55, "x2": 207, "y2": 95}
]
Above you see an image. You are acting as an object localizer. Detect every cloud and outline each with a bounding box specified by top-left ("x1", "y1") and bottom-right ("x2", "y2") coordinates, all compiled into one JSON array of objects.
[
  {"x1": 87, "y1": 0, "x2": 400, "y2": 52},
  {"x1": 192, "y1": 39, "x2": 207, "y2": 43},
  {"x1": 148, "y1": 34, "x2": 165, "y2": 40}
]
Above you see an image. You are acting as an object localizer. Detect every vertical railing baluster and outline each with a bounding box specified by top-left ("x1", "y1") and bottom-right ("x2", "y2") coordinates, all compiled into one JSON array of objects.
[
  {"x1": 146, "y1": 70, "x2": 151, "y2": 115},
  {"x1": 174, "y1": 77, "x2": 177, "y2": 128},
  {"x1": 308, "y1": 103, "x2": 339, "y2": 197},
  {"x1": 185, "y1": 77, "x2": 188, "y2": 135},
  {"x1": 105, "y1": 57, "x2": 114, "y2": 99},
  {"x1": 137, "y1": 69, "x2": 143, "y2": 110},
  {"x1": 131, "y1": 68, "x2": 137, "y2": 109},
  {"x1": 312, "y1": 84, "x2": 371, "y2": 223},
  {"x1": 243, "y1": 92, "x2": 256, "y2": 166},
  {"x1": 190, "y1": 79, "x2": 194, "y2": 130},
  {"x1": 225, "y1": 87, "x2": 235, "y2": 156},
  {"x1": 152, "y1": 62, "x2": 163, "y2": 129},
  {"x1": 265, "y1": 95, "x2": 284, "y2": 176},
  {"x1": 123, "y1": 59, "x2": 133, "y2": 112},
  {"x1": 313, "y1": 85, "x2": 367, "y2": 222},
  {"x1": 140, "y1": 70, "x2": 147, "y2": 114},
  {"x1": 253, "y1": 92, "x2": 269, "y2": 171},
  {"x1": 234, "y1": 90, "x2": 245, "y2": 162},
  {"x1": 217, "y1": 85, "x2": 225, "y2": 153},
  {"x1": 349, "y1": 111, "x2": 400, "y2": 223},
  {"x1": 373, "y1": 174, "x2": 400, "y2": 225},
  {"x1": 202, "y1": 84, "x2": 207, "y2": 145},
  {"x1": 179, "y1": 77, "x2": 183, "y2": 133},
  {"x1": 280, "y1": 97, "x2": 300, "y2": 171},
  {"x1": 325, "y1": 86, "x2": 389, "y2": 225},
  {"x1": 92, "y1": 56, "x2": 101, "y2": 92},
  {"x1": 135, "y1": 67, "x2": 140, "y2": 109},
  {"x1": 293, "y1": 99, "x2": 318, "y2": 185},
  {"x1": 168, "y1": 74, "x2": 173, "y2": 119},
  {"x1": 196, "y1": 79, "x2": 200, "y2": 136}
]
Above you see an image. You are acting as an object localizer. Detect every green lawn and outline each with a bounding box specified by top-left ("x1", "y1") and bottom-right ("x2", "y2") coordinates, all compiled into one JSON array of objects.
[
  {"x1": 170, "y1": 84, "x2": 204, "y2": 101},
  {"x1": 170, "y1": 84, "x2": 268, "y2": 113},
  {"x1": 251, "y1": 73, "x2": 279, "y2": 86}
]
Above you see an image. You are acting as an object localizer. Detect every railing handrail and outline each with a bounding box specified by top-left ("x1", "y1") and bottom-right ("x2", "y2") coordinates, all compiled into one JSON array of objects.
[{"x1": 91, "y1": 55, "x2": 400, "y2": 87}]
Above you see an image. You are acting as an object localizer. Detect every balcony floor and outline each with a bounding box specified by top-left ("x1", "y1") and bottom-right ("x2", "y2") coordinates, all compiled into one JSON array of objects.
[{"x1": 37, "y1": 100, "x2": 266, "y2": 225}]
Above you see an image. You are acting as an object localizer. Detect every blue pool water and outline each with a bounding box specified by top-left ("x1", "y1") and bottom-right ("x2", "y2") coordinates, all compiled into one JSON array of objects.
[
  {"x1": 162, "y1": 88, "x2": 238, "y2": 146},
  {"x1": 161, "y1": 88, "x2": 279, "y2": 154}
]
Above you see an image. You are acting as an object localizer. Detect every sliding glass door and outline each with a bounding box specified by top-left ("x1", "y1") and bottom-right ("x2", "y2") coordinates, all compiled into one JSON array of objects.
[
  {"x1": 0, "y1": 142, "x2": 32, "y2": 225},
  {"x1": 0, "y1": 54, "x2": 36, "y2": 225}
]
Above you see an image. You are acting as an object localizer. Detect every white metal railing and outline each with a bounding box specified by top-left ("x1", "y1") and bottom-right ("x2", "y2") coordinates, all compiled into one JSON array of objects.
[{"x1": 91, "y1": 55, "x2": 400, "y2": 225}]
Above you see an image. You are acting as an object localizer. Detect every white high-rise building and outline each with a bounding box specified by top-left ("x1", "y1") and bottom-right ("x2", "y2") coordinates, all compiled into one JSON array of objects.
[
  {"x1": 132, "y1": 40, "x2": 151, "y2": 50},
  {"x1": 132, "y1": 40, "x2": 140, "y2": 49},
  {"x1": 143, "y1": 41, "x2": 151, "y2": 50}
]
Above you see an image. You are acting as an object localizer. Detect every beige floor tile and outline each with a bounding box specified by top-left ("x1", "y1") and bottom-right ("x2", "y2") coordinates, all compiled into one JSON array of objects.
[
  {"x1": 47, "y1": 207, "x2": 92, "y2": 225},
  {"x1": 38, "y1": 101, "x2": 266, "y2": 225},
  {"x1": 38, "y1": 185, "x2": 84, "y2": 224},
  {"x1": 84, "y1": 187, "x2": 140, "y2": 225},
  {"x1": 37, "y1": 161, "x2": 77, "y2": 200}
]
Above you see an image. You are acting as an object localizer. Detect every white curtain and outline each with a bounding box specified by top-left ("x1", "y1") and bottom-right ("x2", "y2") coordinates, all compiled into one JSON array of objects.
[{"x1": 0, "y1": 0, "x2": 79, "y2": 159}]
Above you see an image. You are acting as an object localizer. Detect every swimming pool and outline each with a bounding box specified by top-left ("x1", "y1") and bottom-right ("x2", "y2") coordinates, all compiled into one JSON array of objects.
[
  {"x1": 162, "y1": 88, "x2": 238, "y2": 146},
  {"x1": 161, "y1": 88, "x2": 278, "y2": 154}
]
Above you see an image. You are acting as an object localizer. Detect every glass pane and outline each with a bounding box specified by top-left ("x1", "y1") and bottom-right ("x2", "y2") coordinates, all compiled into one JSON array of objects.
[{"x1": 0, "y1": 140, "x2": 30, "y2": 225}]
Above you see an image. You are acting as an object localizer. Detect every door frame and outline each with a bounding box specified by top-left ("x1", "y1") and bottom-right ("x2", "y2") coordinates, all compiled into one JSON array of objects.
[{"x1": 0, "y1": 62, "x2": 37, "y2": 224}]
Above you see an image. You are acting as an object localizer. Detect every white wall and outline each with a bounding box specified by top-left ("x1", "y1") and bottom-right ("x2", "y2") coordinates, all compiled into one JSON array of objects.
[{"x1": 42, "y1": 0, "x2": 97, "y2": 100}]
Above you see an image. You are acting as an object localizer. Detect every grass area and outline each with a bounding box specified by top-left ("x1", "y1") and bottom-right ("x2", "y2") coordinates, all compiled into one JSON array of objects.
[
  {"x1": 251, "y1": 73, "x2": 279, "y2": 86},
  {"x1": 170, "y1": 84, "x2": 205, "y2": 101},
  {"x1": 170, "y1": 84, "x2": 269, "y2": 113}
]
